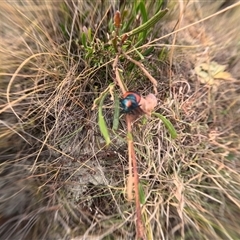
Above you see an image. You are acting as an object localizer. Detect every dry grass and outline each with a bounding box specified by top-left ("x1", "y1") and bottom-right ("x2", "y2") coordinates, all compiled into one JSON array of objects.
[{"x1": 0, "y1": 0, "x2": 240, "y2": 239}]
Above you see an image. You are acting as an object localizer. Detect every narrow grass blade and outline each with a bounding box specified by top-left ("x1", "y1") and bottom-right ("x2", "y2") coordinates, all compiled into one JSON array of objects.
[
  {"x1": 139, "y1": 182, "x2": 146, "y2": 204},
  {"x1": 123, "y1": 8, "x2": 168, "y2": 38},
  {"x1": 134, "y1": 47, "x2": 145, "y2": 60},
  {"x1": 112, "y1": 94, "x2": 120, "y2": 131},
  {"x1": 81, "y1": 32, "x2": 87, "y2": 48},
  {"x1": 142, "y1": 46, "x2": 154, "y2": 56},
  {"x1": 136, "y1": 1, "x2": 148, "y2": 45},
  {"x1": 154, "y1": 0, "x2": 165, "y2": 13},
  {"x1": 152, "y1": 112, "x2": 177, "y2": 139},
  {"x1": 98, "y1": 91, "x2": 111, "y2": 146},
  {"x1": 137, "y1": 1, "x2": 148, "y2": 23}
]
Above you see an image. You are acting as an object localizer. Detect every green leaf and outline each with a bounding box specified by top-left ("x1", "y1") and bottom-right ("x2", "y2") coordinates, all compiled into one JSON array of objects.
[
  {"x1": 136, "y1": 1, "x2": 148, "y2": 45},
  {"x1": 137, "y1": 1, "x2": 148, "y2": 23},
  {"x1": 93, "y1": 84, "x2": 115, "y2": 145},
  {"x1": 60, "y1": 23, "x2": 67, "y2": 37},
  {"x1": 139, "y1": 182, "x2": 146, "y2": 204},
  {"x1": 122, "y1": 8, "x2": 168, "y2": 38},
  {"x1": 142, "y1": 46, "x2": 154, "y2": 56},
  {"x1": 81, "y1": 32, "x2": 87, "y2": 48},
  {"x1": 112, "y1": 94, "x2": 120, "y2": 131},
  {"x1": 134, "y1": 47, "x2": 145, "y2": 60},
  {"x1": 85, "y1": 47, "x2": 94, "y2": 60},
  {"x1": 98, "y1": 91, "x2": 111, "y2": 146},
  {"x1": 152, "y1": 112, "x2": 177, "y2": 139},
  {"x1": 158, "y1": 47, "x2": 168, "y2": 60}
]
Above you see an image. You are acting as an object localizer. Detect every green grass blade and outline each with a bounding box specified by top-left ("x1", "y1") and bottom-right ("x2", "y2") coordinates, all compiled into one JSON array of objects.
[
  {"x1": 142, "y1": 46, "x2": 155, "y2": 56},
  {"x1": 155, "y1": 0, "x2": 165, "y2": 13},
  {"x1": 123, "y1": 8, "x2": 168, "y2": 38},
  {"x1": 112, "y1": 94, "x2": 120, "y2": 130},
  {"x1": 98, "y1": 92, "x2": 111, "y2": 146},
  {"x1": 134, "y1": 47, "x2": 145, "y2": 60},
  {"x1": 152, "y1": 112, "x2": 177, "y2": 139},
  {"x1": 136, "y1": 1, "x2": 148, "y2": 45},
  {"x1": 139, "y1": 182, "x2": 146, "y2": 204},
  {"x1": 137, "y1": 1, "x2": 148, "y2": 23},
  {"x1": 81, "y1": 32, "x2": 87, "y2": 48}
]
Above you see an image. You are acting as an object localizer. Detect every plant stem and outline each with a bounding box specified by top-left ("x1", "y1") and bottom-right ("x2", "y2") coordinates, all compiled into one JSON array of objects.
[{"x1": 126, "y1": 116, "x2": 145, "y2": 239}]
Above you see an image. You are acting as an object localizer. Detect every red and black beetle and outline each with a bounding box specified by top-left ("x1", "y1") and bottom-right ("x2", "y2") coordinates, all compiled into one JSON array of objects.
[{"x1": 120, "y1": 91, "x2": 141, "y2": 113}]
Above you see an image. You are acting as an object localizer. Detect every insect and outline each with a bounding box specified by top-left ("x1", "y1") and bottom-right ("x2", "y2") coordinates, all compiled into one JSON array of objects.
[{"x1": 120, "y1": 91, "x2": 141, "y2": 114}]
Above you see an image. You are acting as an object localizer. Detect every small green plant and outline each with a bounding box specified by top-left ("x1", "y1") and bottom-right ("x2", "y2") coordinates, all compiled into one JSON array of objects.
[{"x1": 91, "y1": 6, "x2": 177, "y2": 237}]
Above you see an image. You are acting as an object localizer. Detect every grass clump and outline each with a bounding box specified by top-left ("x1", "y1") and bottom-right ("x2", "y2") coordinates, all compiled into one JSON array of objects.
[{"x1": 1, "y1": 0, "x2": 240, "y2": 239}]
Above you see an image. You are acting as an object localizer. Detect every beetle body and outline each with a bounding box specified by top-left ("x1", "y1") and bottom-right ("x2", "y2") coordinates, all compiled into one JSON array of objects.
[{"x1": 120, "y1": 91, "x2": 141, "y2": 113}]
